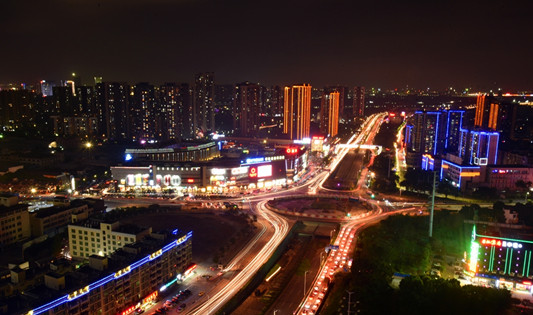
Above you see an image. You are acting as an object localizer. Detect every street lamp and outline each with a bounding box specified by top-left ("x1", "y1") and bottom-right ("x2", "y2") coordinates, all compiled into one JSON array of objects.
[
  {"x1": 346, "y1": 291, "x2": 355, "y2": 315},
  {"x1": 85, "y1": 141, "x2": 92, "y2": 149},
  {"x1": 273, "y1": 310, "x2": 280, "y2": 315},
  {"x1": 303, "y1": 270, "x2": 309, "y2": 298}
]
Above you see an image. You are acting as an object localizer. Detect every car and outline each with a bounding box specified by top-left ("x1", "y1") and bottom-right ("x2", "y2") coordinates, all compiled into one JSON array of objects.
[{"x1": 198, "y1": 291, "x2": 205, "y2": 297}]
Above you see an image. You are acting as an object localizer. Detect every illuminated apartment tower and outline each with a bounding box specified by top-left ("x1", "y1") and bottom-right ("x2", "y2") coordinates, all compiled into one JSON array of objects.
[
  {"x1": 474, "y1": 93, "x2": 499, "y2": 130},
  {"x1": 94, "y1": 82, "x2": 130, "y2": 140},
  {"x1": 353, "y1": 86, "x2": 365, "y2": 117},
  {"x1": 234, "y1": 82, "x2": 263, "y2": 137},
  {"x1": 320, "y1": 91, "x2": 340, "y2": 137},
  {"x1": 283, "y1": 84, "x2": 312, "y2": 140},
  {"x1": 159, "y1": 83, "x2": 193, "y2": 140},
  {"x1": 131, "y1": 82, "x2": 157, "y2": 140},
  {"x1": 194, "y1": 72, "x2": 215, "y2": 134}
]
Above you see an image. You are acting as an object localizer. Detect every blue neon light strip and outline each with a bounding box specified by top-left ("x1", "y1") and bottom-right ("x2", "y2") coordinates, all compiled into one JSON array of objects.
[
  {"x1": 32, "y1": 231, "x2": 192, "y2": 315},
  {"x1": 494, "y1": 133, "x2": 499, "y2": 164},
  {"x1": 433, "y1": 112, "x2": 440, "y2": 155},
  {"x1": 445, "y1": 111, "x2": 450, "y2": 149}
]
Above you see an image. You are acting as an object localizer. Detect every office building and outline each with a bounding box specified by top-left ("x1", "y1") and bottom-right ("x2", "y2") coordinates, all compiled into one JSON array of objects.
[
  {"x1": 320, "y1": 91, "x2": 340, "y2": 137},
  {"x1": 234, "y1": 82, "x2": 263, "y2": 137},
  {"x1": 194, "y1": 72, "x2": 215, "y2": 134},
  {"x1": 283, "y1": 84, "x2": 312, "y2": 140},
  {"x1": 68, "y1": 221, "x2": 151, "y2": 259}
]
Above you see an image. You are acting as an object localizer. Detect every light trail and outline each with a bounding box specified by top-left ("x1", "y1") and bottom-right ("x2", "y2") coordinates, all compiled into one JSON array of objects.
[
  {"x1": 295, "y1": 206, "x2": 416, "y2": 315},
  {"x1": 188, "y1": 200, "x2": 289, "y2": 315}
]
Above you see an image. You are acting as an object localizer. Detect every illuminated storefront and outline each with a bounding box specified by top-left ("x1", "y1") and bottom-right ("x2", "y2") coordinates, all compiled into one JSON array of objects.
[
  {"x1": 469, "y1": 225, "x2": 533, "y2": 293},
  {"x1": 111, "y1": 155, "x2": 289, "y2": 193}
]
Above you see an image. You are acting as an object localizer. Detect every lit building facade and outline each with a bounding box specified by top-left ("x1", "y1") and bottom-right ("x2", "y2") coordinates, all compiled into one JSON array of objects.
[
  {"x1": 130, "y1": 83, "x2": 157, "y2": 141},
  {"x1": 458, "y1": 129, "x2": 499, "y2": 166},
  {"x1": 320, "y1": 91, "x2": 339, "y2": 137},
  {"x1": 0, "y1": 194, "x2": 30, "y2": 246},
  {"x1": 194, "y1": 72, "x2": 215, "y2": 134},
  {"x1": 353, "y1": 86, "x2": 365, "y2": 118},
  {"x1": 469, "y1": 225, "x2": 533, "y2": 292},
  {"x1": 283, "y1": 84, "x2": 311, "y2": 140},
  {"x1": 234, "y1": 82, "x2": 264, "y2": 137},
  {"x1": 94, "y1": 82, "x2": 130, "y2": 140},
  {"x1": 68, "y1": 221, "x2": 151, "y2": 259},
  {"x1": 22, "y1": 231, "x2": 192, "y2": 315},
  {"x1": 159, "y1": 83, "x2": 193, "y2": 140}
]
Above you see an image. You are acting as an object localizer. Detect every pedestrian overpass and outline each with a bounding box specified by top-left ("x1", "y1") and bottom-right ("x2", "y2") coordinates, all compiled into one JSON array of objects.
[{"x1": 335, "y1": 144, "x2": 383, "y2": 155}]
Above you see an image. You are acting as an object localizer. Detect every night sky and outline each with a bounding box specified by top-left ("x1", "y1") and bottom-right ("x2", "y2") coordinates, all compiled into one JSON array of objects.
[{"x1": 2, "y1": 0, "x2": 532, "y2": 89}]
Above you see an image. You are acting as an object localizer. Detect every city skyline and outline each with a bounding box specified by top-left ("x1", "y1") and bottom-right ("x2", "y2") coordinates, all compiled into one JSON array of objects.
[{"x1": 1, "y1": 0, "x2": 533, "y2": 90}]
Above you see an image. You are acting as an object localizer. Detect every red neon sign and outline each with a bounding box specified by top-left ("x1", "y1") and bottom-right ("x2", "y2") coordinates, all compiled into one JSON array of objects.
[
  {"x1": 312, "y1": 136, "x2": 324, "y2": 140},
  {"x1": 187, "y1": 179, "x2": 194, "y2": 183},
  {"x1": 121, "y1": 305, "x2": 136, "y2": 315},
  {"x1": 143, "y1": 291, "x2": 158, "y2": 304},
  {"x1": 286, "y1": 148, "x2": 298, "y2": 154},
  {"x1": 480, "y1": 238, "x2": 502, "y2": 247},
  {"x1": 249, "y1": 167, "x2": 257, "y2": 178},
  {"x1": 184, "y1": 263, "x2": 197, "y2": 276}
]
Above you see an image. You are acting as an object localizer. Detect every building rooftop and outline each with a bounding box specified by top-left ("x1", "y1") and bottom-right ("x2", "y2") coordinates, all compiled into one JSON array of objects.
[
  {"x1": 32, "y1": 203, "x2": 87, "y2": 219},
  {"x1": 15, "y1": 230, "x2": 191, "y2": 314}
]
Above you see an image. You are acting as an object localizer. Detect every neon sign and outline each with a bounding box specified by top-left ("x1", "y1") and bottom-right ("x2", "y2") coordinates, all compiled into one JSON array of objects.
[
  {"x1": 114, "y1": 266, "x2": 131, "y2": 278},
  {"x1": 479, "y1": 238, "x2": 523, "y2": 248},
  {"x1": 286, "y1": 148, "x2": 298, "y2": 154},
  {"x1": 67, "y1": 286, "x2": 89, "y2": 300},
  {"x1": 245, "y1": 157, "x2": 265, "y2": 164},
  {"x1": 249, "y1": 167, "x2": 257, "y2": 178}
]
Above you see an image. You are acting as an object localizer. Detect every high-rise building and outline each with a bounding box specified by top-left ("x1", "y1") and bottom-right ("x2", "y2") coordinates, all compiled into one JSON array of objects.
[
  {"x1": 234, "y1": 82, "x2": 264, "y2": 137},
  {"x1": 159, "y1": 83, "x2": 193, "y2": 140},
  {"x1": 194, "y1": 72, "x2": 215, "y2": 134},
  {"x1": 324, "y1": 86, "x2": 347, "y2": 116},
  {"x1": 458, "y1": 128, "x2": 499, "y2": 166},
  {"x1": 131, "y1": 82, "x2": 157, "y2": 140},
  {"x1": 283, "y1": 84, "x2": 312, "y2": 140},
  {"x1": 474, "y1": 93, "x2": 499, "y2": 129},
  {"x1": 75, "y1": 85, "x2": 95, "y2": 115},
  {"x1": 52, "y1": 86, "x2": 75, "y2": 115},
  {"x1": 39, "y1": 80, "x2": 55, "y2": 97},
  {"x1": 266, "y1": 86, "x2": 283, "y2": 117},
  {"x1": 353, "y1": 86, "x2": 365, "y2": 118},
  {"x1": 94, "y1": 82, "x2": 130, "y2": 140},
  {"x1": 404, "y1": 110, "x2": 465, "y2": 168},
  {"x1": 320, "y1": 91, "x2": 340, "y2": 137}
]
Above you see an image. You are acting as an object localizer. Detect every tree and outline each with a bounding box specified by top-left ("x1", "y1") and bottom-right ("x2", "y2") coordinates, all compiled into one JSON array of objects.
[
  {"x1": 437, "y1": 180, "x2": 456, "y2": 198},
  {"x1": 493, "y1": 201, "x2": 506, "y2": 223}
]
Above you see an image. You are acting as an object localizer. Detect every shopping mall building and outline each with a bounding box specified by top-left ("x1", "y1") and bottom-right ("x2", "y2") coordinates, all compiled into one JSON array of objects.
[{"x1": 110, "y1": 141, "x2": 309, "y2": 194}]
